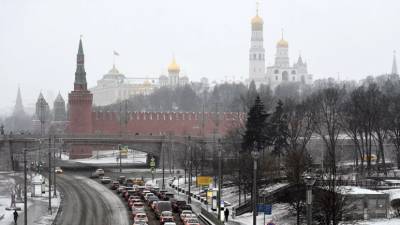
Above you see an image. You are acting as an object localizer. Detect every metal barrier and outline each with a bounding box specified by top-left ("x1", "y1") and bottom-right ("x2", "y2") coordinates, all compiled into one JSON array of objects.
[{"x1": 200, "y1": 207, "x2": 224, "y2": 225}]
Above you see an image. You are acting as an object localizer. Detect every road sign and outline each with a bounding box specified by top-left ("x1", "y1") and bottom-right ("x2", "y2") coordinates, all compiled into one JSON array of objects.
[
  {"x1": 257, "y1": 204, "x2": 272, "y2": 214},
  {"x1": 150, "y1": 157, "x2": 156, "y2": 167},
  {"x1": 197, "y1": 176, "x2": 213, "y2": 185}
]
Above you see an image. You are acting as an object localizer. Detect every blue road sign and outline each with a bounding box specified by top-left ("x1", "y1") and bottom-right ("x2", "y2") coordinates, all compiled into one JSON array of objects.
[{"x1": 256, "y1": 204, "x2": 272, "y2": 214}]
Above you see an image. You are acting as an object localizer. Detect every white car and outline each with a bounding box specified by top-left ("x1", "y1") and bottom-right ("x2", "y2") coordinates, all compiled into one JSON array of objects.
[
  {"x1": 164, "y1": 223, "x2": 177, "y2": 225},
  {"x1": 55, "y1": 167, "x2": 63, "y2": 174},
  {"x1": 100, "y1": 176, "x2": 111, "y2": 184}
]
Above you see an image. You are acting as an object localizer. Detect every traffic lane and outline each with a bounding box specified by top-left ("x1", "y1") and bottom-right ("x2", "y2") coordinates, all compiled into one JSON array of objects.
[{"x1": 56, "y1": 173, "x2": 128, "y2": 225}]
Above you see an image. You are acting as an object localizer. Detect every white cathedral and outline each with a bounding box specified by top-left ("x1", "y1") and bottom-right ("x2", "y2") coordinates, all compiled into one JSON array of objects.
[{"x1": 249, "y1": 7, "x2": 313, "y2": 88}]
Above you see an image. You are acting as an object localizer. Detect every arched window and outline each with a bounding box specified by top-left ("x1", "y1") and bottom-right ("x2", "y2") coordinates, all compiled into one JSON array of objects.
[{"x1": 282, "y1": 71, "x2": 289, "y2": 81}]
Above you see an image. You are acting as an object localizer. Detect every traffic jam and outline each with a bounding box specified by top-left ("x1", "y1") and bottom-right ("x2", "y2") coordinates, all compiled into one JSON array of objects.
[{"x1": 92, "y1": 168, "x2": 202, "y2": 225}]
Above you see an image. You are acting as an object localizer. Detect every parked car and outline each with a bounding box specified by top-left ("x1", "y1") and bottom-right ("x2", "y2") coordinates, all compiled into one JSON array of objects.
[
  {"x1": 155, "y1": 201, "x2": 172, "y2": 219},
  {"x1": 100, "y1": 176, "x2": 111, "y2": 184},
  {"x1": 164, "y1": 223, "x2": 176, "y2": 225},
  {"x1": 160, "y1": 211, "x2": 174, "y2": 225},
  {"x1": 144, "y1": 192, "x2": 155, "y2": 201},
  {"x1": 55, "y1": 167, "x2": 63, "y2": 174}
]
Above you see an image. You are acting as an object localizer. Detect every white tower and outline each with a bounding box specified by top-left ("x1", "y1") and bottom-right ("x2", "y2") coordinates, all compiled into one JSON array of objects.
[
  {"x1": 249, "y1": 3, "x2": 265, "y2": 86},
  {"x1": 168, "y1": 57, "x2": 180, "y2": 87},
  {"x1": 274, "y1": 32, "x2": 289, "y2": 68}
]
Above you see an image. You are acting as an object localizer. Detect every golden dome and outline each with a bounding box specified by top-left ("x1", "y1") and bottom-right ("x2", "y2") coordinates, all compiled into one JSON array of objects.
[
  {"x1": 251, "y1": 15, "x2": 263, "y2": 25},
  {"x1": 277, "y1": 38, "x2": 288, "y2": 48},
  {"x1": 168, "y1": 58, "x2": 180, "y2": 73}
]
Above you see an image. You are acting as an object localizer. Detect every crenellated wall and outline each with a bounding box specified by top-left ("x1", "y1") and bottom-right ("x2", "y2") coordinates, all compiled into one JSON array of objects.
[{"x1": 91, "y1": 111, "x2": 245, "y2": 136}]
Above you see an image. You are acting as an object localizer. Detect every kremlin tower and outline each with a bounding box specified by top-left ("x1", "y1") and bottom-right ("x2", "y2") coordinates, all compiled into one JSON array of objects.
[
  {"x1": 68, "y1": 38, "x2": 93, "y2": 134},
  {"x1": 68, "y1": 38, "x2": 93, "y2": 158}
]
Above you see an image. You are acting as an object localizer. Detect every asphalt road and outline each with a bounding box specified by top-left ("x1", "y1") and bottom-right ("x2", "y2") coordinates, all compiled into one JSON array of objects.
[{"x1": 56, "y1": 173, "x2": 130, "y2": 225}]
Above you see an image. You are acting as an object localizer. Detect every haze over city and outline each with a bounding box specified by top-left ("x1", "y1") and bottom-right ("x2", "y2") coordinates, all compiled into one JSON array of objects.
[{"x1": 0, "y1": 0, "x2": 399, "y2": 111}]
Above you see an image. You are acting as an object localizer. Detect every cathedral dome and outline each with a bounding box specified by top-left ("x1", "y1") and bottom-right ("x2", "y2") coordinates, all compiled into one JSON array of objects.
[
  {"x1": 168, "y1": 58, "x2": 180, "y2": 73},
  {"x1": 277, "y1": 38, "x2": 288, "y2": 48}
]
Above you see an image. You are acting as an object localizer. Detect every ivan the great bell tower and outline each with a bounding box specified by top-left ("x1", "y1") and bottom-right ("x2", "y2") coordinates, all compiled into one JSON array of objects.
[{"x1": 68, "y1": 38, "x2": 93, "y2": 135}]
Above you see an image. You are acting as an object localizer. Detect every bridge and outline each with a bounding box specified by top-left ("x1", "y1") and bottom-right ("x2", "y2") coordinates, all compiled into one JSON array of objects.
[{"x1": 0, "y1": 133, "x2": 220, "y2": 171}]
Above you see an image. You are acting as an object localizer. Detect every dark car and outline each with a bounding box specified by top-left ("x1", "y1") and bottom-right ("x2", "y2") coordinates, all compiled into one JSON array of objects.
[
  {"x1": 111, "y1": 181, "x2": 120, "y2": 190},
  {"x1": 172, "y1": 200, "x2": 186, "y2": 213},
  {"x1": 118, "y1": 176, "x2": 126, "y2": 184},
  {"x1": 155, "y1": 201, "x2": 172, "y2": 219},
  {"x1": 178, "y1": 204, "x2": 192, "y2": 214}
]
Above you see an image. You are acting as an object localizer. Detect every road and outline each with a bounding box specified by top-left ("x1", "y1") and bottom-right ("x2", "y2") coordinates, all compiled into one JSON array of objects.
[{"x1": 56, "y1": 173, "x2": 130, "y2": 225}]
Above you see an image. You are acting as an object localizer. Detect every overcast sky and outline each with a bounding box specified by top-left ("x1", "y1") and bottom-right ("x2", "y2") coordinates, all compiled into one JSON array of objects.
[{"x1": 0, "y1": 0, "x2": 399, "y2": 113}]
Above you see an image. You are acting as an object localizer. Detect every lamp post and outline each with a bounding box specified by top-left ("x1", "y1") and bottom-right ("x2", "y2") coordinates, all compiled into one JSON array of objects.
[
  {"x1": 251, "y1": 149, "x2": 260, "y2": 225},
  {"x1": 23, "y1": 144, "x2": 27, "y2": 225},
  {"x1": 303, "y1": 173, "x2": 316, "y2": 225},
  {"x1": 217, "y1": 139, "x2": 223, "y2": 222},
  {"x1": 188, "y1": 136, "x2": 192, "y2": 204}
]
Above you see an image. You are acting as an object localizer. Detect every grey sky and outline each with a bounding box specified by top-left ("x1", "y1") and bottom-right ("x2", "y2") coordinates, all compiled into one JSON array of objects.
[{"x1": 0, "y1": 0, "x2": 399, "y2": 113}]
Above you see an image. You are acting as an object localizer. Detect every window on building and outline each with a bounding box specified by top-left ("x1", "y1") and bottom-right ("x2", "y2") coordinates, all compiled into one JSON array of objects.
[
  {"x1": 292, "y1": 70, "x2": 296, "y2": 74},
  {"x1": 274, "y1": 69, "x2": 279, "y2": 74},
  {"x1": 275, "y1": 76, "x2": 278, "y2": 80},
  {"x1": 292, "y1": 76, "x2": 295, "y2": 81}
]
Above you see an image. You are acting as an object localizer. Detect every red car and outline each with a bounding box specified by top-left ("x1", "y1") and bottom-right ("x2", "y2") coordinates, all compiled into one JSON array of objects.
[{"x1": 160, "y1": 211, "x2": 174, "y2": 225}]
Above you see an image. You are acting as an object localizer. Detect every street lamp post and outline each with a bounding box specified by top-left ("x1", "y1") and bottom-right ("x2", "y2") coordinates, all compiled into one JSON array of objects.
[
  {"x1": 303, "y1": 173, "x2": 316, "y2": 225},
  {"x1": 251, "y1": 149, "x2": 260, "y2": 225},
  {"x1": 217, "y1": 139, "x2": 223, "y2": 222},
  {"x1": 23, "y1": 144, "x2": 27, "y2": 225},
  {"x1": 188, "y1": 136, "x2": 192, "y2": 204},
  {"x1": 48, "y1": 136, "x2": 52, "y2": 214}
]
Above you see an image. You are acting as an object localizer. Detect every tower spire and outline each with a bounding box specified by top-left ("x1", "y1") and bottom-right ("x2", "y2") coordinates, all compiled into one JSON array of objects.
[
  {"x1": 74, "y1": 37, "x2": 87, "y2": 91},
  {"x1": 13, "y1": 86, "x2": 25, "y2": 115},
  {"x1": 392, "y1": 50, "x2": 398, "y2": 75},
  {"x1": 256, "y1": 1, "x2": 259, "y2": 15}
]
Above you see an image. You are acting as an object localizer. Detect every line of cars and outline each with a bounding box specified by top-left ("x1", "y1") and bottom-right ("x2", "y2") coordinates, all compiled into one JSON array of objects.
[{"x1": 91, "y1": 169, "x2": 201, "y2": 225}]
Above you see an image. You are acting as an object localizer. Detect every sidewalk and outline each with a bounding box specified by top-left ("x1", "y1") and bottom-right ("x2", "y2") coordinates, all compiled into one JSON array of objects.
[{"x1": 0, "y1": 171, "x2": 60, "y2": 225}]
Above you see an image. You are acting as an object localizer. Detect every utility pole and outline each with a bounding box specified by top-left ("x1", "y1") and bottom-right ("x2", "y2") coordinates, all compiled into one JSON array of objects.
[
  {"x1": 251, "y1": 146, "x2": 260, "y2": 225},
  {"x1": 48, "y1": 136, "x2": 52, "y2": 214},
  {"x1": 188, "y1": 136, "x2": 192, "y2": 204},
  {"x1": 162, "y1": 137, "x2": 165, "y2": 190},
  {"x1": 119, "y1": 144, "x2": 122, "y2": 173},
  {"x1": 53, "y1": 136, "x2": 57, "y2": 197},
  {"x1": 213, "y1": 102, "x2": 220, "y2": 188},
  {"x1": 23, "y1": 143, "x2": 27, "y2": 225},
  {"x1": 217, "y1": 139, "x2": 222, "y2": 221}
]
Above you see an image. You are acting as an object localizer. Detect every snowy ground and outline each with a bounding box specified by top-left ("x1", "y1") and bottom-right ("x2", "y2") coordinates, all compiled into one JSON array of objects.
[
  {"x1": 62, "y1": 149, "x2": 147, "y2": 165},
  {"x1": 0, "y1": 172, "x2": 61, "y2": 225},
  {"x1": 355, "y1": 218, "x2": 400, "y2": 225}
]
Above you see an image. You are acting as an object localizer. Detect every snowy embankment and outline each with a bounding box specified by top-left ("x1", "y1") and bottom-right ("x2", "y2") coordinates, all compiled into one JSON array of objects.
[{"x1": 0, "y1": 172, "x2": 61, "y2": 225}]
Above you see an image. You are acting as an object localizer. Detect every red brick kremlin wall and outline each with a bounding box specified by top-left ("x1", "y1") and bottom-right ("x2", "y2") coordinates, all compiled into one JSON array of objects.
[{"x1": 91, "y1": 111, "x2": 245, "y2": 136}]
